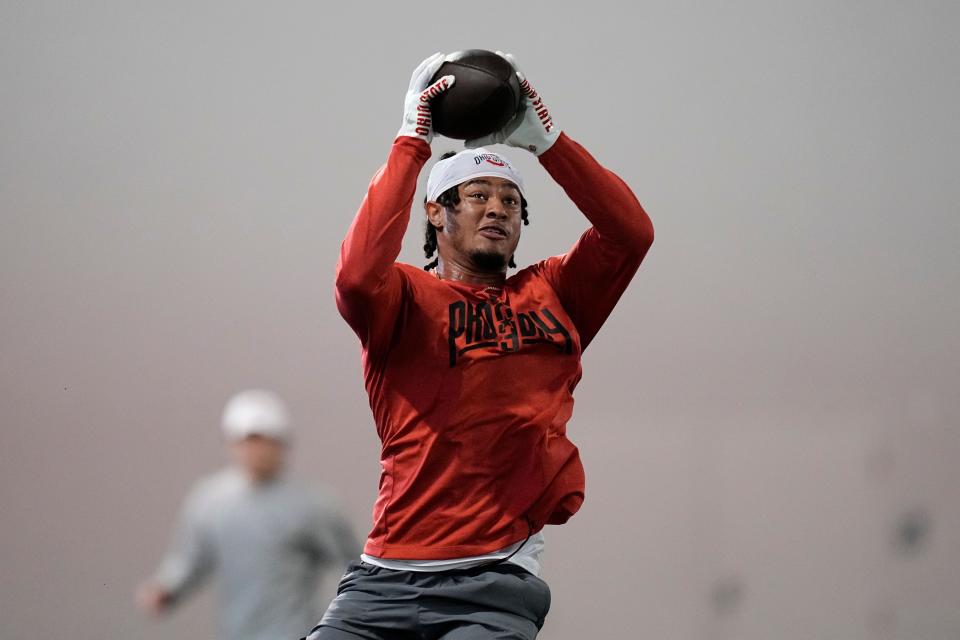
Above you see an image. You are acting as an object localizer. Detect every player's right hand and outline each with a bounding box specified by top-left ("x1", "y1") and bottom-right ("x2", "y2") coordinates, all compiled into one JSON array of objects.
[
  {"x1": 135, "y1": 581, "x2": 173, "y2": 616},
  {"x1": 397, "y1": 52, "x2": 455, "y2": 145}
]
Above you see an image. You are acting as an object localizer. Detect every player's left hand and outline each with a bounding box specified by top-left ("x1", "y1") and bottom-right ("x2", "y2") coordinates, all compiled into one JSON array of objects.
[
  {"x1": 398, "y1": 52, "x2": 456, "y2": 145},
  {"x1": 465, "y1": 52, "x2": 561, "y2": 156}
]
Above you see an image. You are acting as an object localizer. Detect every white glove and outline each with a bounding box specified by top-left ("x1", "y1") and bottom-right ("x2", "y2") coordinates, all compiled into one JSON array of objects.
[
  {"x1": 465, "y1": 52, "x2": 561, "y2": 156},
  {"x1": 397, "y1": 52, "x2": 456, "y2": 144}
]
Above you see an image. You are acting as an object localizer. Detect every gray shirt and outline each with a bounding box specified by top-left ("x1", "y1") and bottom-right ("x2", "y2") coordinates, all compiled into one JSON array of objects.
[{"x1": 153, "y1": 468, "x2": 358, "y2": 640}]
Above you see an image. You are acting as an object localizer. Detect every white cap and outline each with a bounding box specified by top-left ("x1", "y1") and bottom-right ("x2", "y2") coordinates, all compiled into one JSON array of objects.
[
  {"x1": 221, "y1": 389, "x2": 290, "y2": 442},
  {"x1": 426, "y1": 147, "x2": 525, "y2": 202}
]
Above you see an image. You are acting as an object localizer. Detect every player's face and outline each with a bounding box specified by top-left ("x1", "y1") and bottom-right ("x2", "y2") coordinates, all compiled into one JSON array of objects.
[
  {"x1": 230, "y1": 434, "x2": 286, "y2": 482},
  {"x1": 439, "y1": 177, "x2": 523, "y2": 271}
]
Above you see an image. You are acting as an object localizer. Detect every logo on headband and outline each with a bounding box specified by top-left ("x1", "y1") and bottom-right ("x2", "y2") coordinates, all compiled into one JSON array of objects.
[{"x1": 474, "y1": 153, "x2": 506, "y2": 167}]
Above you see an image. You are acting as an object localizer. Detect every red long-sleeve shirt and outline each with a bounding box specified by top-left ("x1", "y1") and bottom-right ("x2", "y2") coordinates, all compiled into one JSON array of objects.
[{"x1": 335, "y1": 133, "x2": 653, "y2": 559}]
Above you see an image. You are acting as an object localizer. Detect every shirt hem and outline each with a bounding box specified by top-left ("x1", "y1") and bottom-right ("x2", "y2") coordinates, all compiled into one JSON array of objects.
[{"x1": 363, "y1": 529, "x2": 536, "y2": 560}]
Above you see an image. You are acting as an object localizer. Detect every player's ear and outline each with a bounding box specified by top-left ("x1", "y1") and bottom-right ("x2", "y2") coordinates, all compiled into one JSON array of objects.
[{"x1": 424, "y1": 200, "x2": 444, "y2": 230}]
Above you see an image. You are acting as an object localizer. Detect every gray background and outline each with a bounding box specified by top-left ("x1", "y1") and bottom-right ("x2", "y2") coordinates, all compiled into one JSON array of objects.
[{"x1": 2, "y1": 1, "x2": 958, "y2": 638}]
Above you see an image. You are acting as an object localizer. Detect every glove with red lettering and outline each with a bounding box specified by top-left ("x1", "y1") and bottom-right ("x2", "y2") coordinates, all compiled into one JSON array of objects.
[
  {"x1": 397, "y1": 52, "x2": 456, "y2": 144},
  {"x1": 465, "y1": 52, "x2": 561, "y2": 156}
]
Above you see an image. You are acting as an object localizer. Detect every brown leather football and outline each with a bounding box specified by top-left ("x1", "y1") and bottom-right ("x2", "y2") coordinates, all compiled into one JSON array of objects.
[{"x1": 429, "y1": 50, "x2": 522, "y2": 140}]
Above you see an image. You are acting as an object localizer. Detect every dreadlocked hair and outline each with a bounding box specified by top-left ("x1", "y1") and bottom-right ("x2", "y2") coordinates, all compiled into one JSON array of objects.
[{"x1": 423, "y1": 151, "x2": 530, "y2": 271}]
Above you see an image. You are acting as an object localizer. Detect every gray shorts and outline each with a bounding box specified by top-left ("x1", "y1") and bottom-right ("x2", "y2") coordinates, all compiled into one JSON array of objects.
[{"x1": 304, "y1": 560, "x2": 551, "y2": 640}]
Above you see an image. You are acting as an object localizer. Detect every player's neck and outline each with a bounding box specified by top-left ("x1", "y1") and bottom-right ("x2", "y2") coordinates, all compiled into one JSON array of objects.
[
  {"x1": 435, "y1": 256, "x2": 507, "y2": 286},
  {"x1": 241, "y1": 467, "x2": 283, "y2": 485}
]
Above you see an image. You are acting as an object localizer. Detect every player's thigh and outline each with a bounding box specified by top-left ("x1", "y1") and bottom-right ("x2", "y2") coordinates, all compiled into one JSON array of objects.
[
  {"x1": 436, "y1": 617, "x2": 539, "y2": 640},
  {"x1": 310, "y1": 561, "x2": 421, "y2": 640},
  {"x1": 306, "y1": 619, "x2": 422, "y2": 640},
  {"x1": 304, "y1": 625, "x2": 370, "y2": 639},
  {"x1": 424, "y1": 567, "x2": 550, "y2": 640}
]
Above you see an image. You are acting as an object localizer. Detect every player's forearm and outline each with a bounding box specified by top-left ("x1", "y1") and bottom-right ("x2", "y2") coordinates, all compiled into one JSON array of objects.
[
  {"x1": 334, "y1": 136, "x2": 431, "y2": 297},
  {"x1": 151, "y1": 507, "x2": 215, "y2": 607},
  {"x1": 539, "y1": 133, "x2": 654, "y2": 253}
]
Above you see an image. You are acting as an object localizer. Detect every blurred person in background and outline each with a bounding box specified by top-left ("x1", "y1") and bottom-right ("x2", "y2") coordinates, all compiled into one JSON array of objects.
[{"x1": 135, "y1": 389, "x2": 359, "y2": 640}]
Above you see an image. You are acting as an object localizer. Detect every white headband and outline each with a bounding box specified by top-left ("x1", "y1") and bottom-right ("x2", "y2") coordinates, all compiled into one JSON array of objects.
[{"x1": 426, "y1": 148, "x2": 525, "y2": 202}]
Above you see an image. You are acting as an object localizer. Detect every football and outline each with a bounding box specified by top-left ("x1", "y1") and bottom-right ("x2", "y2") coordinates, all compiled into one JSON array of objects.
[{"x1": 429, "y1": 49, "x2": 522, "y2": 140}]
